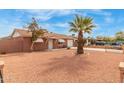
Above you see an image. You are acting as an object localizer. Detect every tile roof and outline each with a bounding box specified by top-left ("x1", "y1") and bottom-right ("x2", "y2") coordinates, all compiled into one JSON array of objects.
[
  {"x1": 12, "y1": 29, "x2": 32, "y2": 37},
  {"x1": 12, "y1": 28, "x2": 76, "y2": 40}
]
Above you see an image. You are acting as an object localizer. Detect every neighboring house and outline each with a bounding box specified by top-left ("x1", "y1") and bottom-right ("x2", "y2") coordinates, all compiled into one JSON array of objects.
[{"x1": 0, "y1": 28, "x2": 77, "y2": 53}]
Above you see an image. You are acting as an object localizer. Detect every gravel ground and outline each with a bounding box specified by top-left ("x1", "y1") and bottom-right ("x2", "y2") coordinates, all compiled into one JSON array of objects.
[{"x1": 0, "y1": 49, "x2": 124, "y2": 83}]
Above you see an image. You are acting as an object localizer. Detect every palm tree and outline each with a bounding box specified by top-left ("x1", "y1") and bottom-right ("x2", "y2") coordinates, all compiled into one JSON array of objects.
[
  {"x1": 69, "y1": 15, "x2": 96, "y2": 54},
  {"x1": 26, "y1": 17, "x2": 44, "y2": 51}
]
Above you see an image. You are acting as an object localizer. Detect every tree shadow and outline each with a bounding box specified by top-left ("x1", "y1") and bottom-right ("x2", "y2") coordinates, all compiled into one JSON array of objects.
[{"x1": 40, "y1": 53, "x2": 93, "y2": 79}]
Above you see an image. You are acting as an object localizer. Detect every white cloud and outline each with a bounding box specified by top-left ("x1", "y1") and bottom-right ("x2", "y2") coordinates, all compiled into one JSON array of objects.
[
  {"x1": 18, "y1": 9, "x2": 78, "y2": 21},
  {"x1": 41, "y1": 22, "x2": 69, "y2": 31},
  {"x1": 17, "y1": 9, "x2": 112, "y2": 22},
  {"x1": 53, "y1": 23, "x2": 69, "y2": 28},
  {"x1": 94, "y1": 23, "x2": 101, "y2": 30},
  {"x1": 104, "y1": 17, "x2": 114, "y2": 23},
  {"x1": 27, "y1": 9, "x2": 76, "y2": 16},
  {"x1": 90, "y1": 9, "x2": 112, "y2": 16},
  {"x1": 17, "y1": 9, "x2": 93, "y2": 21},
  {"x1": 0, "y1": 22, "x2": 21, "y2": 37}
]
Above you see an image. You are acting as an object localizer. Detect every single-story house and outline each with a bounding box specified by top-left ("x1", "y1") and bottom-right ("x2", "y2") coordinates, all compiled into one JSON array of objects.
[{"x1": 0, "y1": 28, "x2": 77, "y2": 53}]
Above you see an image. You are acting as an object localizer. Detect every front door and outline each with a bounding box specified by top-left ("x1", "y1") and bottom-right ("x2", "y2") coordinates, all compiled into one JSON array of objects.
[
  {"x1": 67, "y1": 40, "x2": 73, "y2": 47},
  {"x1": 48, "y1": 39, "x2": 53, "y2": 50}
]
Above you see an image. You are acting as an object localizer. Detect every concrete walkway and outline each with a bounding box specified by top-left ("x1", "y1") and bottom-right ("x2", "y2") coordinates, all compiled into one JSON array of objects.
[{"x1": 71, "y1": 47, "x2": 123, "y2": 53}]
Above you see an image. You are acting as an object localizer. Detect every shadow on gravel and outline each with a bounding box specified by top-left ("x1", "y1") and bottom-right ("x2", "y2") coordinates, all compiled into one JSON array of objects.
[{"x1": 41, "y1": 54, "x2": 93, "y2": 77}]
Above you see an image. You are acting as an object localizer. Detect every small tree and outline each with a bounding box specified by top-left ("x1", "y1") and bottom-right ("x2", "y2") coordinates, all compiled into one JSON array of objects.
[
  {"x1": 69, "y1": 15, "x2": 96, "y2": 54},
  {"x1": 115, "y1": 31, "x2": 124, "y2": 41},
  {"x1": 25, "y1": 17, "x2": 44, "y2": 51}
]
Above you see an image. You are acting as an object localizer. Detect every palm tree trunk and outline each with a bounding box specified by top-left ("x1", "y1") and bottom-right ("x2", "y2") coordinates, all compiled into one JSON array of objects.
[{"x1": 77, "y1": 31, "x2": 84, "y2": 54}]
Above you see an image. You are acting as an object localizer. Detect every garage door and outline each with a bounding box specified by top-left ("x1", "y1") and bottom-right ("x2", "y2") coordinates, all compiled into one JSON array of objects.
[
  {"x1": 67, "y1": 40, "x2": 73, "y2": 47},
  {"x1": 48, "y1": 39, "x2": 53, "y2": 50}
]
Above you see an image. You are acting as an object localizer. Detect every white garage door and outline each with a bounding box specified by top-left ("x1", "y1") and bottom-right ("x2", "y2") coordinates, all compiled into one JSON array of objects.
[
  {"x1": 48, "y1": 39, "x2": 53, "y2": 50},
  {"x1": 67, "y1": 40, "x2": 73, "y2": 47}
]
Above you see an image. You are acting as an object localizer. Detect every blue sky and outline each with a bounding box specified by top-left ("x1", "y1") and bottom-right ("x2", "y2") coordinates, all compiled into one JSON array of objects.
[{"x1": 0, "y1": 9, "x2": 124, "y2": 38}]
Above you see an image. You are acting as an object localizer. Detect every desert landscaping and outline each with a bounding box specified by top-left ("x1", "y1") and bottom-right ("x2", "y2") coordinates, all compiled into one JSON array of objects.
[
  {"x1": 1, "y1": 10, "x2": 124, "y2": 83},
  {"x1": 0, "y1": 48, "x2": 123, "y2": 83}
]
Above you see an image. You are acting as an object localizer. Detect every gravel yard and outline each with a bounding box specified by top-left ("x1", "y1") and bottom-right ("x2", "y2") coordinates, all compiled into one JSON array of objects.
[{"x1": 0, "y1": 49, "x2": 123, "y2": 83}]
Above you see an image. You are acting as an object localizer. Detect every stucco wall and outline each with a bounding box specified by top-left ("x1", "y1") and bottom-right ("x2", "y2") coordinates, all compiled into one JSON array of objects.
[
  {"x1": 0, "y1": 37, "x2": 24, "y2": 53},
  {"x1": 22, "y1": 37, "x2": 32, "y2": 52},
  {"x1": 0, "y1": 37, "x2": 49, "y2": 53},
  {"x1": 0, "y1": 36, "x2": 76, "y2": 53}
]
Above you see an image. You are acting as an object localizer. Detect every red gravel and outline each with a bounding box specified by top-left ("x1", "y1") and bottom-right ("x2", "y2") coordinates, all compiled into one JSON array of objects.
[{"x1": 0, "y1": 49, "x2": 124, "y2": 83}]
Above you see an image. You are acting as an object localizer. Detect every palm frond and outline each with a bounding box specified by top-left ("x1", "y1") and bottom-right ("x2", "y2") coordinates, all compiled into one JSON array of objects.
[
  {"x1": 69, "y1": 22, "x2": 77, "y2": 28},
  {"x1": 69, "y1": 15, "x2": 96, "y2": 34},
  {"x1": 69, "y1": 28, "x2": 78, "y2": 32}
]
